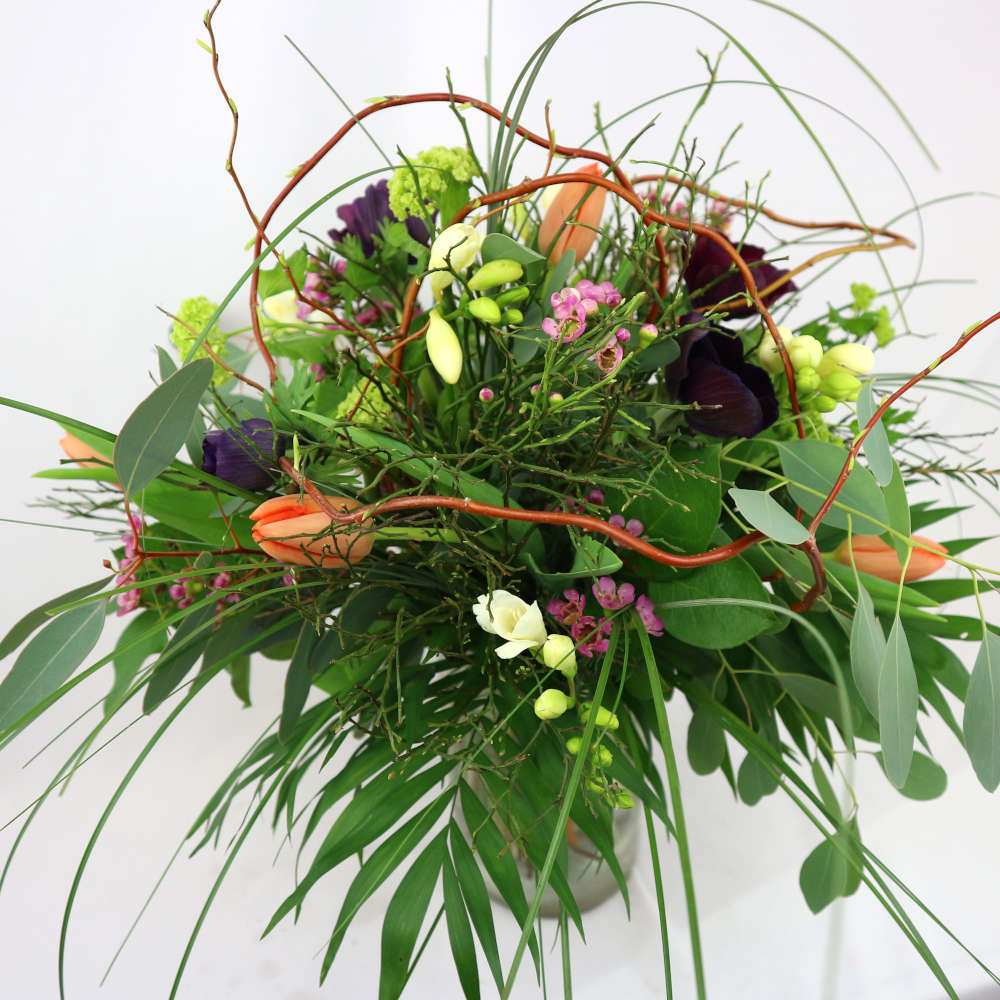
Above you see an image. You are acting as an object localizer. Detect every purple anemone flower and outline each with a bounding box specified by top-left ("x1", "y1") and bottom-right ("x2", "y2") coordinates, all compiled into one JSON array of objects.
[
  {"x1": 328, "y1": 179, "x2": 430, "y2": 257},
  {"x1": 683, "y1": 234, "x2": 796, "y2": 318},
  {"x1": 670, "y1": 320, "x2": 778, "y2": 438},
  {"x1": 201, "y1": 418, "x2": 284, "y2": 491}
]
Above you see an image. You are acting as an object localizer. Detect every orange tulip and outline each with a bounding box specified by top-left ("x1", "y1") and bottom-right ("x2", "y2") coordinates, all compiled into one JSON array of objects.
[
  {"x1": 60, "y1": 433, "x2": 112, "y2": 469},
  {"x1": 249, "y1": 494, "x2": 374, "y2": 568},
  {"x1": 537, "y1": 163, "x2": 607, "y2": 263},
  {"x1": 833, "y1": 534, "x2": 947, "y2": 583}
]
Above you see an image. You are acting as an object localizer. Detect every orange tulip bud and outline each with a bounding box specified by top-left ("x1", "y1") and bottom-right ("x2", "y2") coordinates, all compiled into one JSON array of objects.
[
  {"x1": 833, "y1": 534, "x2": 947, "y2": 583},
  {"x1": 250, "y1": 494, "x2": 374, "y2": 569},
  {"x1": 59, "y1": 433, "x2": 112, "y2": 469},
  {"x1": 537, "y1": 163, "x2": 607, "y2": 263}
]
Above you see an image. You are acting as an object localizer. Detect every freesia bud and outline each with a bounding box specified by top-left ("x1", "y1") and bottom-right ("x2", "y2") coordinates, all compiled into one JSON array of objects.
[
  {"x1": 534, "y1": 688, "x2": 574, "y2": 720},
  {"x1": 496, "y1": 285, "x2": 530, "y2": 307},
  {"x1": 566, "y1": 737, "x2": 582, "y2": 754},
  {"x1": 426, "y1": 309, "x2": 463, "y2": 384},
  {"x1": 501, "y1": 308, "x2": 524, "y2": 325},
  {"x1": 795, "y1": 366, "x2": 820, "y2": 394},
  {"x1": 592, "y1": 745, "x2": 613, "y2": 767},
  {"x1": 613, "y1": 790, "x2": 635, "y2": 809},
  {"x1": 579, "y1": 702, "x2": 619, "y2": 730},
  {"x1": 817, "y1": 343, "x2": 875, "y2": 379},
  {"x1": 538, "y1": 163, "x2": 608, "y2": 262},
  {"x1": 757, "y1": 326, "x2": 794, "y2": 374},
  {"x1": 250, "y1": 493, "x2": 374, "y2": 568},
  {"x1": 467, "y1": 297, "x2": 502, "y2": 325},
  {"x1": 833, "y1": 534, "x2": 947, "y2": 582},
  {"x1": 468, "y1": 258, "x2": 524, "y2": 291},
  {"x1": 541, "y1": 633, "x2": 577, "y2": 678},
  {"x1": 787, "y1": 335, "x2": 823, "y2": 371},
  {"x1": 814, "y1": 394, "x2": 837, "y2": 413},
  {"x1": 428, "y1": 223, "x2": 483, "y2": 298},
  {"x1": 819, "y1": 372, "x2": 862, "y2": 401}
]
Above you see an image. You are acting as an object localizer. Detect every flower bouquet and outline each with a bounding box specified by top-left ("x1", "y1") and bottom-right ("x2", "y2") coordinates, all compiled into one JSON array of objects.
[{"x1": 3, "y1": 2, "x2": 1000, "y2": 997}]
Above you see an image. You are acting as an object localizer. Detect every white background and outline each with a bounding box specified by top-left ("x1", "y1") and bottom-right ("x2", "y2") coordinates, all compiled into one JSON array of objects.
[{"x1": 2, "y1": 1, "x2": 1000, "y2": 997}]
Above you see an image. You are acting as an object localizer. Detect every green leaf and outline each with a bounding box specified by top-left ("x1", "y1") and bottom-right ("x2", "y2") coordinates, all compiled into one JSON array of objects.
[
  {"x1": 438, "y1": 178, "x2": 473, "y2": 227},
  {"x1": 687, "y1": 705, "x2": 727, "y2": 775},
  {"x1": 279, "y1": 623, "x2": 320, "y2": 743},
  {"x1": 776, "y1": 438, "x2": 888, "y2": 532},
  {"x1": 0, "y1": 600, "x2": 107, "y2": 735},
  {"x1": 799, "y1": 835, "x2": 849, "y2": 914},
  {"x1": 850, "y1": 585, "x2": 885, "y2": 718},
  {"x1": 810, "y1": 759, "x2": 842, "y2": 821},
  {"x1": 105, "y1": 609, "x2": 167, "y2": 716},
  {"x1": 649, "y1": 558, "x2": 774, "y2": 648},
  {"x1": 114, "y1": 359, "x2": 214, "y2": 496},
  {"x1": 856, "y1": 382, "x2": 893, "y2": 486},
  {"x1": 378, "y1": 831, "x2": 446, "y2": 1000},
  {"x1": 226, "y1": 656, "x2": 251, "y2": 707},
  {"x1": 157, "y1": 345, "x2": 177, "y2": 381},
  {"x1": 448, "y1": 822, "x2": 504, "y2": 994},
  {"x1": 142, "y1": 603, "x2": 216, "y2": 713},
  {"x1": 729, "y1": 488, "x2": 809, "y2": 544},
  {"x1": 481, "y1": 232, "x2": 544, "y2": 266},
  {"x1": 257, "y1": 245, "x2": 308, "y2": 299},
  {"x1": 526, "y1": 534, "x2": 622, "y2": 584},
  {"x1": 878, "y1": 616, "x2": 919, "y2": 789},
  {"x1": 737, "y1": 752, "x2": 779, "y2": 805},
  {"x1": 442, "y1": 854, "x2": 480, "y2": 1000},
  {"x1": 0, "y1": 577, "x2": 110, "y2": 661},
  {"x1": 963, "y1": 631, "x2": 1000, "y2": 791},
  {"x1": 878, "y1": 750, "x2": 947, "y2": 800},
  {"x1": 883, "y1": 461, "x2": 911, "y2": 562}
]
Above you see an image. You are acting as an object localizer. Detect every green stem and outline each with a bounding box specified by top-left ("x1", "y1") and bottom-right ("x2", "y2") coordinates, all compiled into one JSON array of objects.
[
  {"x1": 560, "y1": 905, "x2": 572, "y2": 1000},
  {"x1": 635, "y1": 623, "x2": 707, "y2": 1000}
]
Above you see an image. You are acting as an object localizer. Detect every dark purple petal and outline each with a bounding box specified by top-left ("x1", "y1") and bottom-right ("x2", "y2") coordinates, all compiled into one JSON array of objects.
[
  {"x1": 201, "y1": 418, "x2": 283, "y2": 491},
  {"x1": 328, "y1": 179, "x2": 431, "y2": 258}
]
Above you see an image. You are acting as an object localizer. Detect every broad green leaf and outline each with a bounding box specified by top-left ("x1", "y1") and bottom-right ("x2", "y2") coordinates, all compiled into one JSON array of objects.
[
  {"x1": 105, "y1": 609, "x2": 167, "y2": 716},
  {"x1": 729, "y1": 487, "x2": 809, "y2": 544},
  {"x1": 378, "y1": 831, "x2": 446, "y2": 1000},
  {"x1": 442, "y1": 854, "x2": 480, "y2": 1000},
  {"x1": 850, "y1": 585, "x2": 885, "y2": 717},
  {"x1": 737, "y1": 752, "x2": 779, "y2": 805},
  {"x1": 257, "y1": 245, "x2": 308, "y2": 299},
  {"x1": 687, "y1": 705, "x2": 727, "y2": 775},
  {"x1": 856, "y1": 382, "x2": 893, "y2": 486},
  {"x1": 799, "y1": 835, "x2": 848, "y2": 914},
  {"x1": 279, "y1": 623, "x2": 320, "y2": 743},
  {"x1": 878, "y1": 750, "x2": 947, "y2": 800},
  {"x1": 526, "y1": 535, "x2": 622, "y2": 584},
  {"x1": 0, "y1": 577, "x2": 110, "y2": 661},
  {"x1": 113, "y1": 358, "x2": 214, "y2": 496},
  {"x1": 157, "y1": 345, "x2": 177, "y2": 380},
  {"x1": 481, "y1": 232, "x2": 544, "y2": 266},
  {"x1": 136, "y1": 478, "x2": 252, "y2": 546},
  {"x1": 963, "y1": 631, "x2": 1000, "y2": 791},
  {"x1": 649, "y1": 557, "x2": 774, "y2": 648},
  {"x1": 776, "y1": 438, "x2": 888, "y2": 532},
  {"x1": 0, "y1": 601, "x2": 107, "y2": 734},
  {"x1": 226, "y1": 656, "x2": 251, "y2": 707},
  {"x1": 878, "y1": 616, "x2": 919, "y2": 789},
  {"x1": 448, "y1": 822, "x2": 504, "y2": 994},
  {"x1": 142, "y1": 603, "x2": 215, "y2": 713},
  {"x1": 883, "y1": 461, "x2": 911, "y2": 562}
]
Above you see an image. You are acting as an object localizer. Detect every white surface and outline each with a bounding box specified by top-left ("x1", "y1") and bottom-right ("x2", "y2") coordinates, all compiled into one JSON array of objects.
[{"x1": 2, "y1": 1, "x2": 1000, "y2": 997}]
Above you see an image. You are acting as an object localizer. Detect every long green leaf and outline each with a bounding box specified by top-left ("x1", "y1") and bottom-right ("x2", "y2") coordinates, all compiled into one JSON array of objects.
[
  {"x1": 442, "y1": 853, "x2": 480, "y2": 1000},
  {"x1": 113, "y1": 358, "x2": 213, "y2": 496},
  {"x1": 0, "y1": 601, "x2": 106, "y2": 735},
  {"x1": 105, "y1": 610, "x2": 167, "y2": 716},
  {"x1": 279, "y1": 623, "x2": 319, "y2": 743},
  {"x1": 963, "y1": 631, "x2": 1000, "y2": 791},
  {"x1": 856, "y1": 382, "x2": 893, "y2": 487},
  {"x1": 878, "y1": 616, "x2": 918, "y2": 789},
  {"x1": 142, "y1": 603, "x2": 216, "y2": 714},
  {"x1": 850, "y1": 584, "x2": 885, "y2": 718}
]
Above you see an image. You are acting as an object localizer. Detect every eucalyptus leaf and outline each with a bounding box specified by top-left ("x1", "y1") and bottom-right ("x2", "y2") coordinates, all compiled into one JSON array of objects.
[
  {"x1": 878, "y1": 616, "x2": 919, "y2": 789},
  {"x1": 687, "y1": 705, "x2": 727, "y2": 775},
  {"x1": 799, "y1": 835, "x2": 848, "y2": 914},
  {"x1": 857, "y1": 382, "x2": 893, "y2": 486},
  {"x1": 883, "y1": 461, "x2": 911, "y2": 562},
  {"x1": 737, "y1": 752, "x2": 779, "y2": 805},
  {"x1": 850, "y1": 585, "x2": 885, "y2": 718},
  {"x1": 481, "y1": 232, "x2": 544, "y2": 266},
  {"x1": 105, "y1": 609, "x2": 167, "y2": 716},
  {"x1": 729, "y1": 487, "x2": 809, "y2": 544},
  {"x1": 878, "y1": 750, "x2": 947, "y2": 800},
  {"x1": 963, "y1": 630, "x2": 1000, "y2": 791}
]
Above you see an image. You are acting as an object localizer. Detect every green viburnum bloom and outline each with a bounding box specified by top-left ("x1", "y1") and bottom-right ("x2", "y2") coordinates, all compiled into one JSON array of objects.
[
  {"x1": 387, "y1": 145, "x2": 479, "y2": 220},
  {"x1": 333, "y1": 382, "x2": 393, "y2": 426},
  {"x1": 170, "y1": 296, "x2": 231, "y2": 385}
]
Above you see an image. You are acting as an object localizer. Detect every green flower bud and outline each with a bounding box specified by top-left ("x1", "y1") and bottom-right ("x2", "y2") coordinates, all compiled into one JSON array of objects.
[
  {"x1": 468, "y1": 258, "x2": 524, "y2": 291},
  {"x1": 638, "y1": 323, "x2": 658, "y2": 349},
  {"x1": 501, "y1": 308, "x2": 524, "y2": 325},
  {"x1": 566, "y1": 737, "x2": 582, "y2": 754},
  {"x1": 541, "y1": 633, "x2": 577, "y2": 678},
  {"x1": 820, "y1": 372, "x2": 862, "y2": 401},
  {"x1": 592, "y1": 745, "x2": 613, "y2": 767},
  {"x1": 794, "y1": 366, "x2": 820, "y2": 394},
  {"x1": 874, "y1": 306, "x2": 895, "y2": 347},
  {"x1": 579, "y1": 702, "x2": 619, "y2": 730},
  {"x1": 534, "y1": 688, "x2": 573, "y2": 720},
  {"x1": 426, "y1": 309, "x2": 463, "y2": 384},
  {"x1": 496, "y1": 285, "x2": 531, "y2": 307},
  {"x1": 814, "y1": 394, "x2": 837, "y2": 413},
  {"x1": 613, "y1": 790, "x2": 635, "y2": 809},
  {"x1": 787, "y1": 334, "x2": 823, "y2": 372},
  {"x1": 586, "y1": 778, "x2": 605, "y2": 793},
  {"x1": 467, "y1": 297, "x2": 502, "y2": 325},
  {"x1": 817, "y1": 343, "x2": 875, "y2": 379},
  {"x1": 757, "y1": 325, "x2": 794, "y2": 374}
]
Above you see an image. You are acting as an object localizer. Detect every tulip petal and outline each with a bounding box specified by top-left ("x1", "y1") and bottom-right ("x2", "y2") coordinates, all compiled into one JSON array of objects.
[{"x1": 538, "y1": 163, "x2": 607, "y2": 262}]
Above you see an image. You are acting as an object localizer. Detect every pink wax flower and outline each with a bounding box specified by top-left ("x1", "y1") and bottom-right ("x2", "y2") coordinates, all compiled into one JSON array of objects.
[
  {"x1": 592, "y1": 576, "x2": 635, "y2": 610},
  {"x1": 479, "y1": 387, "x2": 495, "y2": 403},
  {"x1": 587, "y1": 489, "x2": 605, "y2": 504},
  {"x1": 542, "y1": 312, "x2": 586, "y2": 344},
  {"x1": 626, "y1": 518, "x2": 644, "y2": 537},
  {"x1": 547, "y1": 589, "x2": 586, "y2": 626},
  {"x1": 609, "y1": 514, "x2": 625, "y2": 530},
  {"x1": 590, "y1": 337, "x2": 624, "y2": 376},
  {"x1": 636, "y1": 594, "x2": 665, "y2": 637},
  {"x1": 572, "y1": 615, "x2": 613, "y2": 658}
]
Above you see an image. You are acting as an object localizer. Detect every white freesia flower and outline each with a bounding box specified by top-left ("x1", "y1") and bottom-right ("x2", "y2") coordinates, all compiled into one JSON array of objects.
[
  {"x1": 260, "y1": 289, "x2": 301, "y2": 326},
  {"x1": 428, "y1": 223, "x2": 483, "y2": 298},
  {"x1": 473, "y1": 590, "x2": 547, "y2": 658}
]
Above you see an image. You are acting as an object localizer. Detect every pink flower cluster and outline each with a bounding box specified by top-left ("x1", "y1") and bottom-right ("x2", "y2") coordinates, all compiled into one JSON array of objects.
[
  {"x1": 541, "y1": 280, "x2": 622, "y2": 344},
  {"x1": 114, "y1": 512, "x2": 145, "y2": 616},
  {"x1": 168, "y1": 564, "x2": 242, "y2": 621}
]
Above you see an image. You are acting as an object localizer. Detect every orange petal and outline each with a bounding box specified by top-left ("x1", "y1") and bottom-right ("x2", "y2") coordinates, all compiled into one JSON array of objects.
[
  {"x1": 834, "y1": 534, "x2": 947, "y2": 583},
  {"x1": 538, "y1": 163, "x2": 607, "y2": 263},
  {"x1": 255, "y1": 538, "x2": 348, "y2": 569},
  {"x1": 60, "y1": 433, "x2": 111, "y2": 468}
]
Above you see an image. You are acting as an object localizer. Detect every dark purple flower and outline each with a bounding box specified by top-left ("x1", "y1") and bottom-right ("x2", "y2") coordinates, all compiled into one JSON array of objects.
[
  {"x1": 683, "y1": 234, "x2": 796, "y2": 318},
  {"x1": 328, "y1": 179, "x2": 430, "y2": 257},
  {"x1": 671, "y1": 322, "x2": 778, "y2": 438},
  {"x1": 201, "y1": 418, "x2": 283, "y2": 491}
]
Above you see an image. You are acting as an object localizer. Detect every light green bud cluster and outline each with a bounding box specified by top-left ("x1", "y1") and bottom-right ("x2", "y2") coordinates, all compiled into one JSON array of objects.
[
  {"x1": 333, "y1": 382, "x2": 392, "y2": 426},
  {"x1": 467, "y1": 297, "x2": 502, "y2": 325},
  {"x1": 465, "y1": 259, "x2": 529, "y2": 328},
  {"x1": 819, "y1": 371, "x2": 862, "y2": 402},
  {"x1": 758, "y1": 327, "x2": 822, "y2": 375},
  {"x1": 786, "y1": 335, "x2": 823, "y2": 371},
  {"x1": 817, "y1": 343, "x2": 875, "y2": 379},
  {"x1": 873, "y1": 306, "x2": 895, "y2": 347},
  {"x1": 534, "y1": 688, "x2": 575, "y2": 720},
  {"x1": 388, "y1": 145, "x2": 479, "y2": 220},
  {"x1": 850, "y1": 282, "x2": 877, "y2": 313},
  {"x1": 794, "y1": 366, "x2": 821, "y2": 394},
  {"x1": 579, "y1": 701, "x2": 619, "y2": 730},
  {"x1": 564, "y1": 734, "x2": 631, "y2": 808},
  {"x1": 170, "y1": 296, "x2": 231, "y2": 386}
]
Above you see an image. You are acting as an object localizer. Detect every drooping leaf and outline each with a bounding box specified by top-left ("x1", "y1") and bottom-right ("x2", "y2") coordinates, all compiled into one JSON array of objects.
[
  {"x1": 776, "y1": 438, "x2": 888, "y2": 532},
  {"x1": 736, "y1": 752, "x2": 779, "y2": 805},
  {"x1": 729, "y1": 487, "x2": 809, "y2": 544},
  {"x1": 142, "y1": 603, "x2": 216, "y2": 714},
  {"x1": 0, "y1": 600, "x2": 107, "y2": 734},
  {"x1": 442, "y1": 853, "x2": 480, "y2": 1000},
  {"x1": 105, "y1": 609, "x2": 167, "y2": 716},
  {"x1": 226, "y1": 656, "x2": 251, "y2": 707},
  {"x1": 963, "y1": 630, "x2": 1000, "y2": 791},
  {"x1": 883, "y1": 461, "x2": 911, "y2": 562},
  {"x1": 257, "y1": 245, "x2": 308, "y2": 299},
  {"x1": 798, "y1": 825, "x2": 865, "y2": 914},
  {"x1": 878, "y1": 750, "x2": 947, "y2": 800},
  {"x1": 378, "y1": 831, "x2": 446, "y2": 1000},
  {"x1": 878, "y1": 616, "x2": 919, "y2": 789},
  {"x1": 481, "y1": 232, "x2": 544, "y2": 266},
  {"x1": 113, "y1": 358, "x2": 214, "y2": 496},
  {"x1": 687, "y1": 705, "x2": 727, "y2": 775},
  {"x1": 850, "y1": 585, "x2": 885, "y2": 718},
  {"x1": 279, "y1": 623, "x2": 321, "y2": 743},
  {"x1": 856, "y1": 382, "x2": 893, "y2": 486}
]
